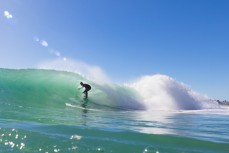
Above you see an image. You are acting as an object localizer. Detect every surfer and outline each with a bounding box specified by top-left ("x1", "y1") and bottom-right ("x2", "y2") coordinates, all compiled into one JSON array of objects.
[{"x1": 79, "y1": 82, "x2": 91, "y2": 98}]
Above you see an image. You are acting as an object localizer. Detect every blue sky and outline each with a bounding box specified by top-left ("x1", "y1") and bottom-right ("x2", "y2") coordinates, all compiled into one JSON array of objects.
[{"x1": 0, "y1": 0, "x2": 229, "y2": 100}]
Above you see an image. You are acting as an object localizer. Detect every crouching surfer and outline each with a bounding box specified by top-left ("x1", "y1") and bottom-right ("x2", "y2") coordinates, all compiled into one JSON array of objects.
[{"x1": 79, "y1": 82, "x2": 91, "y2": 99}]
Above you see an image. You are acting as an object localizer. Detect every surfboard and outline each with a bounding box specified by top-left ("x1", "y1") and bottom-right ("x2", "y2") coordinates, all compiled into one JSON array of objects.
[{"x1": 65, "y1": 103, "x2": 100, "y2": 111}]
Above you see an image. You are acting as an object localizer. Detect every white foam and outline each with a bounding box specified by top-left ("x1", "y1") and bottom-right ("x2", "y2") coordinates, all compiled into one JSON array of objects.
[{"x1": 128, "y1": 74, "x2": 219, "y2": 110}]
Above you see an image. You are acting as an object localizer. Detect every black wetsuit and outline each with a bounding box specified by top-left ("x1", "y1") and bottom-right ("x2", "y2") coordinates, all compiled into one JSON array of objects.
[{"x1": 82, "y1": 84, "x2": 91, "y2": 98}]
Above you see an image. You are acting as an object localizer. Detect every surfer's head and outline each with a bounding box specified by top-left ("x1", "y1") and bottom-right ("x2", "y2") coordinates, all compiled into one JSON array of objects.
[{"x1": 80, "y1": 82, "x2": 83, "y2": 85}]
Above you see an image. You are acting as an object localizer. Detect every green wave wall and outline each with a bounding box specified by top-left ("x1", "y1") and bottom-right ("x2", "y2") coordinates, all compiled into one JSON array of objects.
[
  {"x1": 0, "y1": 69, "x2": 85, "y2": 107},
  {"x1": 0, "y1": 68, "x2": 144, "y2": 110}
]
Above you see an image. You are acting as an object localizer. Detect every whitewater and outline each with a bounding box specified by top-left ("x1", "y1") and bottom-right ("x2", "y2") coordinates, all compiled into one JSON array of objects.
[{"x1": 0, "y1": 68, "x2": 229, "y2": 153}]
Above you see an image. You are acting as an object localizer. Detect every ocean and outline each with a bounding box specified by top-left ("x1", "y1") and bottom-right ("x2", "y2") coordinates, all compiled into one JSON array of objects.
[{"x1": 0, "y1": 68, "x2": 228, "y2": 153}]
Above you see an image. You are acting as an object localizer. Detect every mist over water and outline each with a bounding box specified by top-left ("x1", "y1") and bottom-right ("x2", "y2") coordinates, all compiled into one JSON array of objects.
[{"x1": 37, "y1": 58, "x2": 110, "y2": 83}]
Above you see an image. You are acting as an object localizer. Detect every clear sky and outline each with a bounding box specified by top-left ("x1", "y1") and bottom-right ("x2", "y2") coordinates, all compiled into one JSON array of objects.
[{"x1": 0, "y1": 0, "x2": 229, "y2": 100}]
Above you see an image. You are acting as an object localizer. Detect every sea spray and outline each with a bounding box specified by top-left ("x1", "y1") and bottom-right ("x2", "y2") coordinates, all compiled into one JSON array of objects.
[
  {"x1": 128, "y1": 74, "x2": 219, "y2": 110},
  {"x1": 37, "y1": 58, "x2": 110, "y2": 83}
]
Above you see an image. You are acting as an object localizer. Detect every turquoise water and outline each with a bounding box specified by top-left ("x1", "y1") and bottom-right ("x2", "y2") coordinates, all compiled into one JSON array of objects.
[{"x1": 0, "y1": 69, "x2": 229, "y2": 153}]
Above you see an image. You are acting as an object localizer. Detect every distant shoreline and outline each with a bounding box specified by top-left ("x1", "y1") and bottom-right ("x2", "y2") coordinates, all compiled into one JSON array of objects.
[{"x1": 216, "y1": 100, "x2": 229, "y2": 106}]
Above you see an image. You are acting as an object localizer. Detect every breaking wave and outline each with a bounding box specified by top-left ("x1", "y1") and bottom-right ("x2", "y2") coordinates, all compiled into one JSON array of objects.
[{"x1": 0, "y1": 68, "x2": 220, "y2": 111}]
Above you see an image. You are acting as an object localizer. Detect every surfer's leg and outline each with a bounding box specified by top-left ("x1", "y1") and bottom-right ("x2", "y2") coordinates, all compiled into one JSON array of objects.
[{"x1": 82, "y1": 90, "x2": 86, "y2": 98}]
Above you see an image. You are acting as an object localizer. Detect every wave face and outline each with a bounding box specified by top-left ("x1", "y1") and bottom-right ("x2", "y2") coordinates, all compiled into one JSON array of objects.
[{"x1": 0, "y1": 69, "x2": 219, "y2": 111}]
